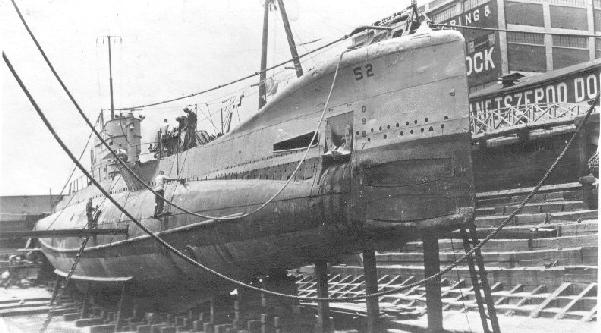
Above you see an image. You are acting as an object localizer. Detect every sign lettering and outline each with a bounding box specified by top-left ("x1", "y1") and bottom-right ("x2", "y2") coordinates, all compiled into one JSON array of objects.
[{"x1": 470, "y1": 70, "x2": 601, "y2": 114}]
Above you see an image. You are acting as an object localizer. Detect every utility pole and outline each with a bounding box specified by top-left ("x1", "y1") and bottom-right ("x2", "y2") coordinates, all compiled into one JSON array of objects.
[
  {"x1": 101, "y1": 35, "x2": 121, "y2": 119},
  {"x1": 258, "y1": 0, "x2": 270, "y2": 109},
  {"x1": 276, "y1": 0, "x2": 303, "y2": 78}
]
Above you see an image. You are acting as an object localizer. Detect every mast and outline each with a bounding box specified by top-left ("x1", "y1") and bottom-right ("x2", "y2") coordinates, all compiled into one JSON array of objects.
[
  {"x1": 107, "y1": 35, "x2": 115, "y2": 120},
  {"x1": 258, "y1": 0, "x2": 270, "y2": 109},
  {"x1": 276, "y1": 0, "x2": 303, "y2": 78}
]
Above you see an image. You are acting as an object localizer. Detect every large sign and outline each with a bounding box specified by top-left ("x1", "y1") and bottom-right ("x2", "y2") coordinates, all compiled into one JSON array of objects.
[
  {"x1": 436, "y1": 0, "x2": 501, "y2": 87},
  {"x1": 469, "y1": 67, "x2": 601, "y2": 114}
]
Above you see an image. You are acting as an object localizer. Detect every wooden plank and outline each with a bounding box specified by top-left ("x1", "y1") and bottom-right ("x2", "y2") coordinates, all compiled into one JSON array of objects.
[
  {"x1": 530, "y1": 282, "x2": 572, "y2": 318},
  {"x1": 555, "y1": 283, "x2": 597, "y2": 319},
  {"x1": 582, "y1": 305, "x2": 597, "y2": 322},
  {"x1": 495, "y1": 284, "x2": 523, "y2": 305},
  {"x1": 506, "y1": 284, "x2": 545, "y2": 316},
  {"x1": 54, "y1": 269, "x2": 133, "y2": 283}
]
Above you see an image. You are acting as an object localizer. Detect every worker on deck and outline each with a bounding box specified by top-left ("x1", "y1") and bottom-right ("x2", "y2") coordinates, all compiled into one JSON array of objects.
[
  {"x1": 182, "y1": 107, "x2": 197, "y2": 150},
  {"x1": 153, "y1": 171, "x2": 185, "y2": 218},
  {"x1": 159, "y1": 118, "x2": 171, "y2": 155}
]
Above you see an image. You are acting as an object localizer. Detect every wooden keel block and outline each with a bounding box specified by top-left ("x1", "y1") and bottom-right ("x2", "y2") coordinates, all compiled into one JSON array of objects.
[
  {"x1": 422, "y1": 233, "x2": 443, "y2": 333},
  {"x1": 362, "y1": 248, "x2": 380, "y2": 333},
  {"x1": 89, "y1": 324, "x2": 116, "y2": 333},
  {"x1": 315, "y1": 260, "x2": 331, "y2": 333}
]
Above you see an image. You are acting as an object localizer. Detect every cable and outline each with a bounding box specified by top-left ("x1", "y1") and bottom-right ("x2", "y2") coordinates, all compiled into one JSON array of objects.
[
  {"x1": 8, "y1": 0, "x2": 600, "y2": 302},
  {"x1": 112, "y1": 36, "x2": 349, "y2": 111},
  {"x1": 449, "y1": 236, "x2": 472, "y2": 332},
  {"x1": 43, "y1": 112, "x2": 102, "y2": 231},
  {"x1": 9, "y1": 0, "x2": 344, "y2": 222},
  {"x1": 5, "y1": 50, "x2": 598, "y2": 302},
  {"x1": 39, "y1": 235, "x2": 90, "y2": 333}
]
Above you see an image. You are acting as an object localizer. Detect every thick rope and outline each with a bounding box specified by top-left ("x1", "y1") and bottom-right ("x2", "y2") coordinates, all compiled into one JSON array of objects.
[
  {"x1": 39, "y1": 236, "x2": 90, "y2": 333},
  {"x1": 6, "y1": 49, "x2": 598, "y2": 302},
  {"x1": 9, "y1": 0, "x2": 341, "y2": 222}
]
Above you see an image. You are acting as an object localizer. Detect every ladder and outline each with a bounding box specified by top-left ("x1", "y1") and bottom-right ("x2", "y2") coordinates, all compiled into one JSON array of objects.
[{"x1": 460, "y1": 222, "x2": 501, "y2": 333}]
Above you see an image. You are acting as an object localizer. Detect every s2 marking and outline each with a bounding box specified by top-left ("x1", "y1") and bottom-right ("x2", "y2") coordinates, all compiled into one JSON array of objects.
[{"x1": 353, "y1": 63, "x2": 374, "y2": 81}]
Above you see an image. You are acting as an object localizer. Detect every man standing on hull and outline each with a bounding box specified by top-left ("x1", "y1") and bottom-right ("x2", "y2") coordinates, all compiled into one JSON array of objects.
[
  {"x1": 182, "y1": 107, "x2": 197, "y2": 150},
  {"x1": 153, "y1": 171, "x2": 184, "y2": 218}
]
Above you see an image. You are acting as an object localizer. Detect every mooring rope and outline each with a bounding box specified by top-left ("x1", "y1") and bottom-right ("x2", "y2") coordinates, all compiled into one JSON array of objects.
[
  {"x1": 39, "y1": 236, "x2": 90, "y2": 333},
  {"x1": 5, "y1": 49, "x2": 598, "y2": 302},
  {"x1": 9, "y1": 0, "x2": 345, "y2": 222}
]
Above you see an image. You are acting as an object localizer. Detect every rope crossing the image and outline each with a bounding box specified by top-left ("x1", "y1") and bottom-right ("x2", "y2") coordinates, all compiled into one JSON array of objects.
[
  {"x1": 4, "y1": 50, "x2": 598, "y2": 302},
  {"x1": 9, "y1": 0, "x2": 345, "y2": 222},
  {"x1": 6, "y1": 0, "x2": 600, "y2": 303}
]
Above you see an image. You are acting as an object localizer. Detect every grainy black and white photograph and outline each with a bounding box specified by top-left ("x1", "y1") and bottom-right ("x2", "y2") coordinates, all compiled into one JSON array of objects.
[{"x1": 0, "y1": 0, "x2": 599, "y2": 332}]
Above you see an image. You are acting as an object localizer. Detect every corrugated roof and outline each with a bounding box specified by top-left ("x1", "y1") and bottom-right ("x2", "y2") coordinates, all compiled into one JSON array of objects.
[{"x1": 470, "y1": 59, "x2": 601, "y2": 99}]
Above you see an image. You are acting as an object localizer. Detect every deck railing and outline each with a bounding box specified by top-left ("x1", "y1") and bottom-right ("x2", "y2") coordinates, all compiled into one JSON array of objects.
[{"x1": 470, "y1": 102, "x2": 599, "y2": 139}]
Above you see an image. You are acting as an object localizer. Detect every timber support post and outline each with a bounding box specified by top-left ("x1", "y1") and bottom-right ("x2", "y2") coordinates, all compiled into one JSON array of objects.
[
  {"x1": 422, "y1": 232, "x2": 443, "y2": 333},
  {"x1": 362, "y1": 248, "x2": 380, "y2": 333},
  {"x1": 115, "y1": 281, "x2": 131, "y2": 328},
  {"x1": 315, "y1": 260, "x2": 330, "y2": 333},
  {"x1": 80, "y1": 288, "x2": 90, "y2": 319},
  {"x1": 210, "y1": 296, "x2": 215, "y2": 324}
]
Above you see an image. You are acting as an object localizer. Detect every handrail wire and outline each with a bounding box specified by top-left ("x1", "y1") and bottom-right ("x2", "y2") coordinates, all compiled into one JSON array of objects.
[{"x1": 5, "y1": 50, "x2": 599, "y2": 302}]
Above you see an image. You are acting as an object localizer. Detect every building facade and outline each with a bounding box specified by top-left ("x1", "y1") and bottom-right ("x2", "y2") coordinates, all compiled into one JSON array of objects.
[{"x1": 425, "y1": 0, "x2": 601, "y2": 92}]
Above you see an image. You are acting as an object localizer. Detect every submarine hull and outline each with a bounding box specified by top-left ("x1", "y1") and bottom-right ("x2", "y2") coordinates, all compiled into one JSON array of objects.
[{"x1": 36, "y1": 30, "x2": 474, "y2": 305}]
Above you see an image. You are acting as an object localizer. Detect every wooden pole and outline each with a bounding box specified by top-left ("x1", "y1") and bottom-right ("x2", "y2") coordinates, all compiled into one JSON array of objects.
[
  {"x1": 422, "y1": 233, "x2": 443, "y2": 333},
  {"x1": 362, "y1": 249, "x2": 380, "y2": 333},
  {"x1": 258, "y1": 0, "x2": 269, "y2": 109},
  {"x1": 107, "y1": 36, "x2": 115, "y2": 120},
  {"x1": 315, "y1": 260, "x2": 330, "y2": 333},
  {"x1": 115, "y1": 282, "x2": 128, "y2": 328},
  {"x1": 276, "y1": 0, "x2": 303, "y2": 78}
]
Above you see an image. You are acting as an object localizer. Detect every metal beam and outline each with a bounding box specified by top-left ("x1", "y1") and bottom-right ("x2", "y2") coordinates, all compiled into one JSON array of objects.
[{"x1": 0, "y1": 228, "x2": 128, "y2": 239}]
